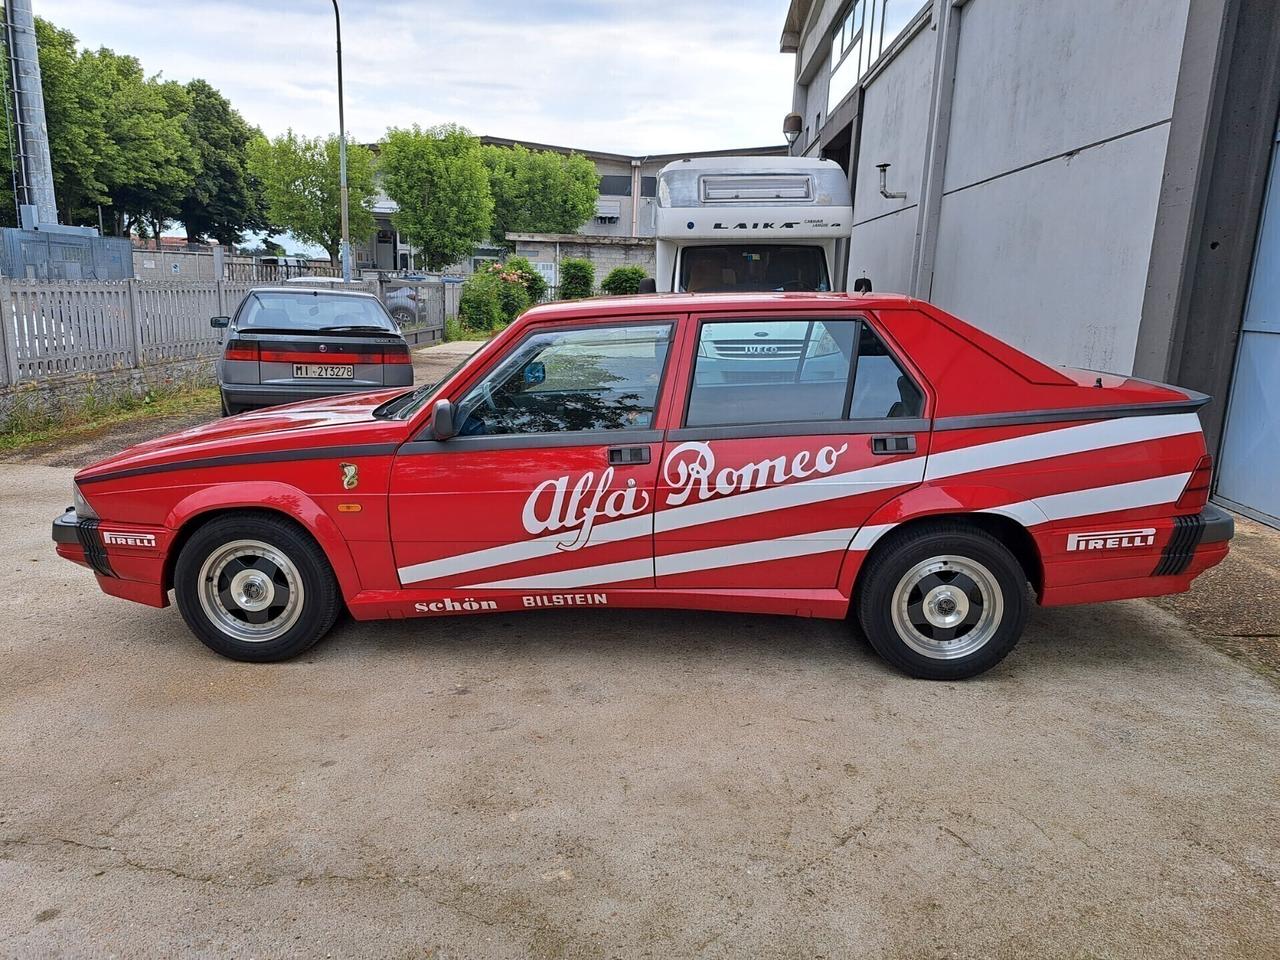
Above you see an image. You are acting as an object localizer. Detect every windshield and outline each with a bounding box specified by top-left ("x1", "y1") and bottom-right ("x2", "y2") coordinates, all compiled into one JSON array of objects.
[
  {"x1": 236, "y1": 291, "x2": 397, "y2": 332},
  {"x1": 679, "y1": 244, "x2": 830, "y2": 293}
]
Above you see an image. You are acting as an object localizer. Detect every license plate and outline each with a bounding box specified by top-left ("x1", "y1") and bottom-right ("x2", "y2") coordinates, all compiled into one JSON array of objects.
[{"x1": 293, "y1": 364, "x2": 353, "y2": 379}]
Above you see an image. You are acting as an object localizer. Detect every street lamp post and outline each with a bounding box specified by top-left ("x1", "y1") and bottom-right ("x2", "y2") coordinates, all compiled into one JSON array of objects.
[{"x1": 332, "y1": 0, "x2": 351, "y2": 282}]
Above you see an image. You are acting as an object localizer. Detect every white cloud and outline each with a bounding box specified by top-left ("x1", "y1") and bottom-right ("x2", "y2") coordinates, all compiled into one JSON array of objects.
[{"x1": 37, "y1": 0, "x2": 795, "y2": 154}]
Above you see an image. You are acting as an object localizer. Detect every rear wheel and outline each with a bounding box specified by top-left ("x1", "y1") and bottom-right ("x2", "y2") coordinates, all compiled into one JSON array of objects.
[
  {"x1": 390, "y1": 306, "x2": 415, "y2": 327},
  {"x1": 856, "y1": 522, "x2": 1029, "y2": 680},
  {"x1": 174, "y1": 513, "x2": 341, "y2": 662}
]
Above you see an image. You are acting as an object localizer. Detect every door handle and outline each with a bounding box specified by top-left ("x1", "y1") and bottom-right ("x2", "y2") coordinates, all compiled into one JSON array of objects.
[
  {"x1": 871, "y1": 435, "x2": 916, "y2": 455},
  {"x1": 607, "y1": 445, "x2": 651, "y2": 465}
]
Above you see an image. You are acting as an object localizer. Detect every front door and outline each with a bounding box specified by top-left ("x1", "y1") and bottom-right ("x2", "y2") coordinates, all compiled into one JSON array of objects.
[
  {"x1": 653, "y1": 315, "x2": 928, "y2": 589},
  {"x1": 389, "y1": 320, "x2": 677, "y2": 595}
]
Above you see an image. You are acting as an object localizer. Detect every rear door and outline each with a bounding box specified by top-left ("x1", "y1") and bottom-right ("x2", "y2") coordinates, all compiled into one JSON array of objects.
[
  {"x1": 653, "y1": 313, "x2": 929, "y2": 589},
  {"x1": 389, "y1": 318, "x2": 679, "y2": 593}
]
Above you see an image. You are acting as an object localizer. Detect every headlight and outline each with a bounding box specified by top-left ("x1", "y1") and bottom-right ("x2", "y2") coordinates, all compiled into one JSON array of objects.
[{"x1": 73, "y1": 483, "x2": 98, "y2": 520}]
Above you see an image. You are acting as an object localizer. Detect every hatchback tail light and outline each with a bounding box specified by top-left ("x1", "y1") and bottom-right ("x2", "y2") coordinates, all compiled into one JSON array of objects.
[
  {"x1": 382, "y1": 346, "x2": 411, "y2": 364},
  {"x1": 1176, "y1": 455, "x2": 1213, "y2": 511},
  {"x1": 224, "y1": 340, "x2": 259, "y2": 362}
]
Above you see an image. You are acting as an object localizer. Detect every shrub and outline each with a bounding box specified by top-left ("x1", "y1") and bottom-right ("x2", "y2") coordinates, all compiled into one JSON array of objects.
[
  {"x1": 504, "y1": 255, "x2": 548, "y2": 304},
  {"x1": 558, "y1": 258, "x2": 594, "y2": 299},
  {"x1": 458, "y1": 270, "x2": 506, "y2": 332},
  {"x1": 600, "y1": 265, "x2": 648, "y2": 296}
]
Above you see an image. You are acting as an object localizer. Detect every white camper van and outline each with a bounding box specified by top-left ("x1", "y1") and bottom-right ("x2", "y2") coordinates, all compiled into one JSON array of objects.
[{"x1": 653, "y1": 156, "x2": 853, "y2": 293}]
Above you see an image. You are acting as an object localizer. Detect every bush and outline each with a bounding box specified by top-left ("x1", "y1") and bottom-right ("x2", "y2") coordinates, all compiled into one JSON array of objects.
[
  {"x1": 458, "y1": 260, "x2": 535, "y2": 334},
  {"x1": 600, "y1": 265, "x2": 648, "y2": 296},
  {"x1": 558, "y1": 258, "x2": 594, "y2": 299},
  {"x1": 504, "y1": 255, "x2": 548, "y2": 304},
  {"x1": 458, "y1": 270, "x2": 506, "y2": 333}
]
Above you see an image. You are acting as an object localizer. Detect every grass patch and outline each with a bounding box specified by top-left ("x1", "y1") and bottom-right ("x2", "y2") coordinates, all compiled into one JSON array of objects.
[{"x1": 0, "y1": 382, "x2": 219, "y2": 453}]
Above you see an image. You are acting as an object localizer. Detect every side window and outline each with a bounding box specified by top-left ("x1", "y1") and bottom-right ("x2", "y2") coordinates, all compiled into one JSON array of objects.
[
  {"x1": 849, "y1": 324, "x2": 923, "y2": 419},
  {"x1": 685, "y1": 319, "x2": 858, "y2": 427},
  {"x1": 456, "y1": 323, "x2": 672, "y2": 436}
]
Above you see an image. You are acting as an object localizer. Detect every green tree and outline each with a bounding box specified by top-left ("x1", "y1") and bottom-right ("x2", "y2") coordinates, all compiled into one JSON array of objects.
[
  {"x1": 504, "y1": 255, "x2": 548, "y2": 303},
  {"x1": 482, "y1": 143, "x2": 598, "y2": 244},
  {"x1": 378, "y1": 124, "x2": 493, "y2": 272},
  {"x1": 600, "y1": 265, "x2": 648, "y2": 295},
  {"x1": 558, "y1": 258, "x2": 594, "y2": 299},
  {"x1": 247, "y1": 131, "x2": 376, "y2": 265},
  {"x1": 178, "y1": 79, "x2": 265, "y2": 245},
  {"x1": 106, "y1": 74, "x2": 199, "y2": 239}
]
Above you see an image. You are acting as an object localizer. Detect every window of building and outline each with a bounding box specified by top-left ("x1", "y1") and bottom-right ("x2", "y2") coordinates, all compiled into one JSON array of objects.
[
  {"x1": 828, "y1": 1, "x2": 924, "y2": 114},
  {"x1": 640, "y1": 176, "x2": 658, "y2": 198},
  {"x1": 456, "y1": 324, "x2": 672, "y2": 436},
  {"x1": 684, "y1": 319, "x2": 921, "y2": 428},
  {"x1": 599, "y1": 175, "x2": 633, "y2": 197}
]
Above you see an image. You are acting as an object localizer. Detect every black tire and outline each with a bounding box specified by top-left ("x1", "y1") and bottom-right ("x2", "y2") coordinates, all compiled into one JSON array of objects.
[
  {"x1": 856, "y1": 521, "x2": 1029, "y2": 680},
  {"x1": 173, "y1": 512, "x2": 342, "y2": 662},
  {"x1": 390, "y1": 306, "x2": 415, "y2": 327}
]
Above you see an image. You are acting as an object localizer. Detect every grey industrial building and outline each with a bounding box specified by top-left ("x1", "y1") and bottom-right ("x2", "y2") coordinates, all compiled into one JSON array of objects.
[{"x1": 781, "y1": 0, "x2": 1280, "y2": 527}]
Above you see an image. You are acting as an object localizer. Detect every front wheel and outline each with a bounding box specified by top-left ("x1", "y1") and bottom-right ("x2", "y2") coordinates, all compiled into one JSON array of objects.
[
  {"x1": 856, "y1": 522, "x2": 1029, "y2": 680},
  {"x1": 174, "y1": 513, "x2": 341, "y2": 662}
]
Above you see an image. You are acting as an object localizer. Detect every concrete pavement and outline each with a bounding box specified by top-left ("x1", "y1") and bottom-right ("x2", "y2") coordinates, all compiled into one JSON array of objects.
[{"x1": 1, "y1": 339, "x2": 1277, "y2": 958}]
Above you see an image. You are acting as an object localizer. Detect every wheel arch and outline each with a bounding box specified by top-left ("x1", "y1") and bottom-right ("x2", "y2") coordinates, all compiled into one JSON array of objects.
[
  {"x1": 162, "y1": 483, "x2": 362, "y2": 600},
  {"x1": 841, "y1": 484, "x2": 1046, "y2": 602}
]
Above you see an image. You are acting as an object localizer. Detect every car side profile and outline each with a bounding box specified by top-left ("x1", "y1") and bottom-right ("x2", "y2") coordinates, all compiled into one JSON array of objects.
[
  {"x1": 53, "y1": 292, "x2": 1232, "y2": 679},
  {"x1": 214, "y1": 286, "x2": 412, "y2": 415}
]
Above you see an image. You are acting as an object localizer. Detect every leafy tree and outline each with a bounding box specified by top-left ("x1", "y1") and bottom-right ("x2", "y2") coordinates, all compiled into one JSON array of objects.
[
  {"x1": 178, "y1": 79, "x2": 265, "y2": 245},
  {"x1": 106, "y1": 74, "x2": 199, "y2": 240},
  {"x1": 247, "y1": 131, "x2": 376, "y2": 265},
  {"x1": 558, "y1": 258, "x2": 594, "y2": 299},
  {"x1": 378, "y1": 124, "x2": 493, "y2": 272},
  {"x1": 600, "y1": 265, "x2": 648, "y2": 295},
  {"x1": 483, "y1": 143, "x2": 598, "y2": 244}
]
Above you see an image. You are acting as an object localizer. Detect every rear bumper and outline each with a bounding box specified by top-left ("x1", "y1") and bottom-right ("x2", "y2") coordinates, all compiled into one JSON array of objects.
[
  {"x1": 220, "y1": 378, "x2": 410, "y2": 410},
  {"x1": 1041, "y1": 506, "x2": 1234, "y2": 606}
]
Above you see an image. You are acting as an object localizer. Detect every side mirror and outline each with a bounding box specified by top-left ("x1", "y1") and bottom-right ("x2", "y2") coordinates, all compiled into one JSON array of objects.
[
  {"x1": 523, "y1": 361, "x2": 546, "y2": 386},
  {"x1": 210, "y1": 316, "x2": 230, "y2": 328},
  {"x1": 637, "y1": 278, "x2": 657, "y2": 294},
  {"x1": 431, "y1": 398, "x2": 457, "y2": 441},
  {"x1": 852, "y1": 277, "x2": 873, "y2": 294}
]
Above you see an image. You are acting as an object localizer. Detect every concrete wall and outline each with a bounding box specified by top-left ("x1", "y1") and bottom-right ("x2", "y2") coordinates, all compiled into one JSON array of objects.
[
  {"x1": 798, "y1": 0, "x2": 1193, "y2": 372},
  {"x1": 507, "y1": 234, "x2": 656, "y2": 293},
  {"x1": 925, "y1": 0, "x2": 1189, "y2": 370}
]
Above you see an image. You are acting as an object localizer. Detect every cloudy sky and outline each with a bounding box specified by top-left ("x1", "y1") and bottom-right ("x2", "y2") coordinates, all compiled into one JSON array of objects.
[{"x1": 39, "y1": 0, "x2": 795, "y2": 155}]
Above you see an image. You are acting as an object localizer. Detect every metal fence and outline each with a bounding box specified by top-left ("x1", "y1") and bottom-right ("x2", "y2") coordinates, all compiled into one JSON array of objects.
[{"x1": 0, "y1": 277, "x2": 453, "y2": 388}]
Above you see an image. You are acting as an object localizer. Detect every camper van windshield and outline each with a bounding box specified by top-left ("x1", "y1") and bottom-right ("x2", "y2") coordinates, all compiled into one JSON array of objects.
[{"x1": 680, "y1": 245, "x2": 830, "y2": 293}]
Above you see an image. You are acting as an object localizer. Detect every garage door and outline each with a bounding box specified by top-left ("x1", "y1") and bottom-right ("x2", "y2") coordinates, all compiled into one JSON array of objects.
[{"x1": 1218, "y1": 121, "x2": 1280, "y2": 527}]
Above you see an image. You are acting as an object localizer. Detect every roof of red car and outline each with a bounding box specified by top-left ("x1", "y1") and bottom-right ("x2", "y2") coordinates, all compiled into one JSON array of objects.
[{"x1": 523, "y1": 291, "x2": 921, "y2": 320}]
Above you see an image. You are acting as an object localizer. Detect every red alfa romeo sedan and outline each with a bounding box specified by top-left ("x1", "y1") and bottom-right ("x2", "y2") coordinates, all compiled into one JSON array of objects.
[{"x1": 52, "y1": 293, "x2": 1233, "y2": 679}]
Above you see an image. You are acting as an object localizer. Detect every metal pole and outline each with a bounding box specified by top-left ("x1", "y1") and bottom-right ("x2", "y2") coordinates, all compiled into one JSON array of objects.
[{"x1": 332, "y1": 0, "x2": 351, "y2": 282}]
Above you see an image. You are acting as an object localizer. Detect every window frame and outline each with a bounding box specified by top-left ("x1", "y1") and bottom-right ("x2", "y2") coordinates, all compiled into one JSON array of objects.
[
  {"x1": 672, "y1": 313, "x2": 928, "y2": 440},
  {"x1": 416, "y1": 318, "x2": 679, "y2": 450}
]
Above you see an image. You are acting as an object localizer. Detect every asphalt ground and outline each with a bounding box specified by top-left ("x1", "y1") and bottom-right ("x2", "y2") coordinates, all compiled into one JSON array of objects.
[{"x1": 1, "y1": 340, "x2": 1277, "y2": 958}]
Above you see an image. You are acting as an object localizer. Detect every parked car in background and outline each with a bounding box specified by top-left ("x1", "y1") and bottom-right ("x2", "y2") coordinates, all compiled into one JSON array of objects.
[
  {"x1": 56, "y1": 292, "x2": 1230, "y2": 677},
  {"x1": 212, "y1": 286, "x2": 412, "y2": 415}
]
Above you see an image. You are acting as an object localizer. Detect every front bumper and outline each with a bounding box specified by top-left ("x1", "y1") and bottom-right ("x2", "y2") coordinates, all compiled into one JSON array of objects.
[
  {"x1": 52, "y1": 508, "x2": 170, "y2": 607},
  {"x1": 52, "y1": 508, "x2": 113, "y2": 577}
]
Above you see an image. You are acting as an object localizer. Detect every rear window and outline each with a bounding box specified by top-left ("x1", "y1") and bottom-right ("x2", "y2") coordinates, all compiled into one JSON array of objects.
[
  {"x1": 679, "y1": 245, "x2": 830, "y2": 293},
  {"x1": 236, "y1": 292, "x2": 396, "y2": 333}
]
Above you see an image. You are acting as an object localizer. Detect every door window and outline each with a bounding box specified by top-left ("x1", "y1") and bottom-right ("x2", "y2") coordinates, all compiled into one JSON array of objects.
[
  {"x1": 684, "y1": 318, "x2": 921, "y2": 428},
  {"x1": 456, "y1": 323, "x2": 672, "y2": 436}
]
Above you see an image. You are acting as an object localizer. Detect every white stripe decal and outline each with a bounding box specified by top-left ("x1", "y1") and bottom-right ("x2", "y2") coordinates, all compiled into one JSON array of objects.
[
  {"x1": 924, "y1": 413, "x2": 1200, "y2": 481},
  {"x1": 466, "y1": 472, "x2": 1193, "y2": 590},
  {"x1": 397, "y1": 413, "x2": 1201, "y2": 585},
  {"x1": 466, "y1": 527, "x2": 859, "y2": 590}
]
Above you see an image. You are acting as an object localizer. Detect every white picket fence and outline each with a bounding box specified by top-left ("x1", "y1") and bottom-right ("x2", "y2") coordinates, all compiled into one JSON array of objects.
[{"x1": 0, "y1": 277, "x2": 436, "y2": 388}]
